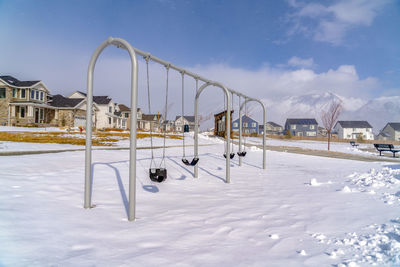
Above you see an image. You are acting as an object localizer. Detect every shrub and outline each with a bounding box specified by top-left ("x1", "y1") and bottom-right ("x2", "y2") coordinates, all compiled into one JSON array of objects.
[{"x1": 285, "y1": 129, "x2": 292, "y2": 139}]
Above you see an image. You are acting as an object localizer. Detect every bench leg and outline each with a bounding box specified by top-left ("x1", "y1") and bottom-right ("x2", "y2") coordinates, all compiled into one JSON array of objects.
[{"x1": 379, "y1": 151, "x2": 382, "y2": 156}]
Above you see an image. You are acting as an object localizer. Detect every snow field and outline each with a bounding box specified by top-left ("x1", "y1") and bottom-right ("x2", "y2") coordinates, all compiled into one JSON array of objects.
[{"x1": 0, "y1": 137, "x2": 399, "y2": 266}]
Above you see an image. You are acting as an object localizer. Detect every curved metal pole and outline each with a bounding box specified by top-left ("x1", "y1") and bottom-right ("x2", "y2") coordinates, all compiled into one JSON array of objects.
[
  {"x1": 194, "y1": 81, "x2": 231, "y2": 183},
  {"x1": 85, "y1": 37, "x2": 138, "y2": 221},
  {"x1": 238, "y1": 98, "x2": 266, "y2": 169}
]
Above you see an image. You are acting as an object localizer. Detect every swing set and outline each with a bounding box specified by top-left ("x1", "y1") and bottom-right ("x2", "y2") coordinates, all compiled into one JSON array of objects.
[{"x1": 84, "y1": 37, "x2": 267, "y2": 221}]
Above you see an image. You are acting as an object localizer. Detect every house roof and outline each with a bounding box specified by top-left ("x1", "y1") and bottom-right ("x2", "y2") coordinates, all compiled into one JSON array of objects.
[
  {"x1": 286, "y1": 118, "x2": 318, "y2": 125},
  {"x1": 0, "y1": 75, "x2": 41, "y2": 87},
  {"x1": 76, "y1": 91, "x2": 87, "y2": 97},
  {"x1": 267, "y1": 121, "x2": 282, "y2": 127},
  {"x1": 142, "y1": 114, "x2": 163, "y2": 121},
  {"x1": 336, "y1": 121, "x2": 372, "y2": 129},
  {"x1": 50, "y1": 94, "x2": 84, "y2": 108},
  {"x1": 93, "y1": 96, "x2": 111, "y2": 105},
  {"x1": 118, "y1": 104, "x2": 130, "y2": 112},
  {"x1": 378, "y1": 132, "x2": 391, "y2": 137},
  {"x1": 387, "y1": 122, "x2": 400, "y2": 131},
  {"x1": 175, "y1": 116, "x2": 195, "y2": 123},
  {"x1": 233, "y1": 115, "x2": 258, "y2": 124},
  {"x1": 69, "y1": 91, "x2": 111, "y2": 105}
]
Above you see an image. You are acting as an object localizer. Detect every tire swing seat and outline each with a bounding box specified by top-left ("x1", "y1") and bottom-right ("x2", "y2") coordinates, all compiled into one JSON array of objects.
[
  {"x1": 145, "y1": 56, "x2": 168, "y2": 183},
  {"x1": 182, "y1": 157, "x2": 199, "y2": 166},
  {"x1": 223, "y1": 153, "x2": 235, "y2": 159},
  {"x1": 149, "y1": 168, "x2": 167, "y2": 183}
]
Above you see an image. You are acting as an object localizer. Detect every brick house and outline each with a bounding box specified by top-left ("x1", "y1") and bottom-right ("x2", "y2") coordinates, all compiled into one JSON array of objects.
[
  {"x1": 50, "y1": 94, "x2": 98, "y2": 128},
  {"x1": 0, "y1": 75, "x2": 56, "y2": 126}
]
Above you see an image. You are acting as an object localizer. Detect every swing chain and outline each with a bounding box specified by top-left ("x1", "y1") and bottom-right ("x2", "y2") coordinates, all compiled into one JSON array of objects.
[
  {"x1": 145, "y1": 56, "x2": 155, "y2": 169},
  {"x1": 160, "y1": 64, "x2": 170, "y2": 168}
]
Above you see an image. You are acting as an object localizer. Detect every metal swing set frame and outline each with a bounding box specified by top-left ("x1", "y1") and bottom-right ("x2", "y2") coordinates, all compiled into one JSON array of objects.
[{"x1": 84, "y1": 37, "x2": 267, "y2": 221}]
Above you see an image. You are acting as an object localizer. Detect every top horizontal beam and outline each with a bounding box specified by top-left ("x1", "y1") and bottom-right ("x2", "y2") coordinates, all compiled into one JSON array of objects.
[{"x1": 108, "y1": 37, "x2": 252, "y2": 100}]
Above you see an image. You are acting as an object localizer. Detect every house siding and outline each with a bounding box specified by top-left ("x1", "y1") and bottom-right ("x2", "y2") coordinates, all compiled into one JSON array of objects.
[
  {"x1": 284, "y1": 122, "x2": 318, "y2": 137},
  {"x1": 232, "y1": 116, "x2": 259, "y2": 134},
  {"x1": 334, "y1": 124, "x2": 374, "y2": 140}
]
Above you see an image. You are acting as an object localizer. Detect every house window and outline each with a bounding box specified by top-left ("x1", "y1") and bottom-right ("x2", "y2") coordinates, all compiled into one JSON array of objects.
[
  {"x1": 252, "y1": 123, "x2": 256, "y2": 127},
  {"x1": 109, "y1": 106, "x2": 112, "y2": 113},
  {"x1": 31, "y1": 90, "x2": 35, "y2": 99},
  {"x1": 36, "y1": 91, "x2": 39, "y2": 100},
  {"x1": 244, "y1": 123, "x2": 248, "y2": 127},
  {"x1": 122, "y1": 120, "x2": 126, "y2": 127},
  {"x1": 13, "y1": 88, "x2": 17, "y2": 98},
  {"x1": 291, "y1": 125, "x2": 296, "y2": 130},
  {"x1": 40, "y1": 92, "x2": 44, "y2": 101},
  {"x1": 108, "y1": 117, "x2": 111, "y2": 124},
  {"x1": 233, "y1": 122, "x2": 238, "y2": 127},
  {"x1": 125, "y1": 113, "x2": 129, "y2": 118},
  {"x1": 39, "y1": 109, "x2": 44, "y2": 121},
  {"x1": 20, "y1": 106, "x2": 25, "y2": 118},
  {"x1": 20, "y1": 89, "x2": 26, "y2": 98},
  {"x1": 310, "y1": 125, "x2": 315, "y2": 130},
  {"x1": 353, "y1": 128, "x2": 356, "y2": 131},
  {"x1": 0, "y1": 88, "x2": 5, "y2": 98}
]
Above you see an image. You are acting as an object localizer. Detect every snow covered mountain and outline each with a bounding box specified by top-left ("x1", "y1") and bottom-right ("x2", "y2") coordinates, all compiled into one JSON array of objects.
[
  {"x1": 265, "y1": 92, "x2": 400, "y2": 132},
  {"x1": 350, "y1": 96, "x2": 400, "y2": 131}
]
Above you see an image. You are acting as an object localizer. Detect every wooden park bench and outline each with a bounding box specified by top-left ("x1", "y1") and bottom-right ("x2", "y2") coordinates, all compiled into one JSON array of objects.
[
  {"x1": 350, "y1": 141, "x2": 359, "y2": 148},
  {"x1": 374, "y1": 144, "x2": 400, "y2": 158}
]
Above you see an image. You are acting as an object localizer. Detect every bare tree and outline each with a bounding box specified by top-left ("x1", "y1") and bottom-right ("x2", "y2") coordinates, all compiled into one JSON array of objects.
[{"x1": 320, "y1": 100, "x2": 342, "y2": 151}]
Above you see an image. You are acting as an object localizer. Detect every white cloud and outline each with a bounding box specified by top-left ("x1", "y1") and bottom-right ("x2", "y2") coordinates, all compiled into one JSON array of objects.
[
  {"x1": 287, "y1": 56, "x2": 315, "y2": 68},
  {"x1": 287, "y1": 0, "x2": 391, "y2": 45}
]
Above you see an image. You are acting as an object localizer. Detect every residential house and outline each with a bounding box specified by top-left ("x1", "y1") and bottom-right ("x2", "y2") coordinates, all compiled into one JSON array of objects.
[
  {"x1": 318, "y1": 127, "x2": 328, "y2": 137},
  {"x1": 259, "y1": 121, "x2": 283, "y2": 135},
  {"x1": 163, "y1": 120, "x2": 175, "y2": 132},
  {"x1": 50, "y1": 94, "x2": 98, "y2": 127},
  {"x1": 118, "y1": 104, "x2": 131, "y2": 129},
  {"x1": 284, "y1": 118, "x2": 318, "y2": 137},
  {"x1": 175, "y1": 116, "x2": 196, "y2": 132},
  {"x1": 69, "y1": 91, "x2": 119, "y2": 129},
  {"x1": 0, "y1": 75, "x2": 55, "y2": 126},
  {"x1": 333, "y1": 121, "x2": 374, "y2": 140},
  {"x1": 232, "y1": 115, "x2": 259, "y2": 134},
  {"x1": 377, "y1": 122, "x2": 400, "y2": 141},
  {"x1": 140, "y1": 114, "x2": 164, "y2": 132}
]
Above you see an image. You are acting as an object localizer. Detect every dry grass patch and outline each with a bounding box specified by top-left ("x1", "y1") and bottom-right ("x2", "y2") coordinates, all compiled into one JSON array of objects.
[{"x1": 0, "y1": 131, "x2": 182, "y2": 146}]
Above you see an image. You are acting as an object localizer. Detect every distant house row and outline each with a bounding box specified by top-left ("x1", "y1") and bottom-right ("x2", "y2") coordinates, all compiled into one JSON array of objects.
[
  {"x1": 231, "y1": 114, "x2": 400, "y2": 141},
  {"x1": 0, "y1": 75, "x2": 196, "y2": 131}
]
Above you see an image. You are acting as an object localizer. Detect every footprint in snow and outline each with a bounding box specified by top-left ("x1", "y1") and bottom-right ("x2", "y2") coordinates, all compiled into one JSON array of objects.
[
  {"x1": 298, "y1": 250, "x2": 307, "y2": 256},
  {"x1": 269, "y1": 234, "x2": 279, "y2": 239}
]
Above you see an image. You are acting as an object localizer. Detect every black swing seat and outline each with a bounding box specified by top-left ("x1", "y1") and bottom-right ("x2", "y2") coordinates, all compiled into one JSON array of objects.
[
  {"x1": 182, "y1": 157, "x2": 199, "y2": 166},
  {"x1": 237, "y1": 151, "x2": 247, "y2": 157},
  {"x1": 149, "y1": 168, "x2": 167, "y2": 183},
  {"x1": 223, "y1": 153, "x2": 235, "y2": 159}
]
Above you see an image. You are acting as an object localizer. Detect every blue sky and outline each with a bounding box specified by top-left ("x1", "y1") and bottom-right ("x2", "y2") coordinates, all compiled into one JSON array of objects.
[{"x1": 0, "y1": 0, "x2": 399, "y2": 122}]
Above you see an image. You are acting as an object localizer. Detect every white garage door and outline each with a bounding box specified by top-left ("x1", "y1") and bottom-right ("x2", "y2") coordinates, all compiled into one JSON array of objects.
[{"x1": 74, "y1": 116, "x2": 86, "y2": 127}]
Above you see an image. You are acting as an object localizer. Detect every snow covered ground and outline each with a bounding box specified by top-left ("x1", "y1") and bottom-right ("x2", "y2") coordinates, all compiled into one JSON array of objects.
[
  {"x1": 246, "y1": 137, "x2": 379, "y2": 157},
  {"x1": 1, "y1": 135, "x2": 400, "y2": 266}
]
